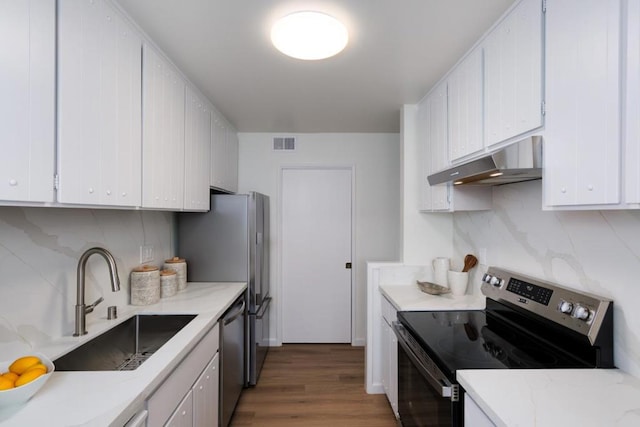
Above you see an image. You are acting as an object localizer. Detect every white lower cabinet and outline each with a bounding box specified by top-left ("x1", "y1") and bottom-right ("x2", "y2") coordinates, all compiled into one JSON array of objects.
[
  {"x1": 193, "y1": 353, "x2": 220, "y2": 426},
  {"x1": 165, "y1": 391, "x2": 194, "y2": 427},
  {"x1": 464, "y1": 394, "x2": 496, "y2": 427},
  {"x1": 147, "y1": 324, "x2": 220, "y2": 426},
  {"x1": 380, "y1": 295, "x2": 398, "y2": 418}
]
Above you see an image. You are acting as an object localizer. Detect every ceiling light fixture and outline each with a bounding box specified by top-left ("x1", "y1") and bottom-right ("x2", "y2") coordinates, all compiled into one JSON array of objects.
[{"x1": 271, "y1": 11, "x2": 348, "y2": 60}]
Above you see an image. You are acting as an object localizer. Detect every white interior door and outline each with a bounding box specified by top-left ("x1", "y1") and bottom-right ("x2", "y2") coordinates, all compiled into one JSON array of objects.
[{"x1": 282, "y1": 168, "x2": 352, "y2": 343}]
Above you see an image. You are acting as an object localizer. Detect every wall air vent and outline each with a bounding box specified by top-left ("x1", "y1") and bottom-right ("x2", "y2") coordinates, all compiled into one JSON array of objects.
[{"x1": 273, "y1": 137, "x2": 296, "y2": 151}]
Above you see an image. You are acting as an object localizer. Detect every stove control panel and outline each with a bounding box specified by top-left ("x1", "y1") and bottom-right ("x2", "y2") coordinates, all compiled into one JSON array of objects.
[{"x1": 481, "y1": 267, "x2": 612, "y2": 343}]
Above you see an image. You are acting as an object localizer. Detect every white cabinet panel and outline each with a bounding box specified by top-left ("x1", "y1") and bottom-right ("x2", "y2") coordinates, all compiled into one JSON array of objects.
[
  {"x1": 142, "y1": 43, "x2": 186, "y2": 209},
  {"x1": 626, "y1": 0, "x2": 640, "y2": 204},
  {"x1": 210, "y1": 111, "x2": 227, "y2": 190},
  {"x1": 0, "y1": 0, "x2": 55, "y2": 203},
  {"x1": 184, "y1": 86, "x2": 211, "y2": 211},
  {"x1": 58, "y1": 0, "x2": 142, "y2": 207},
  {"x1": 165, "y1": 390, "x2": 193, "y2": 427},
  {"x1": 464, "y1": 394, "x2": 496, "y2": 427},
  {"x1": 544, "y1": 0, "x2": 621, "y2": 207},
  {"x1": 426, "y1": 83, "x2": 450, "y2": 211},
  {"x1": 484, "y1": 0, "x2": 543, "y2": 147},
  {"x1": 210, "y1": 111, "x2": 239, "y2": 193},
  {"x1": 448, "y1": 48, "x2": 484, "y2": 161},
  {"x1": 193, "y1": 353, "x2": 219, "y2": 427}
]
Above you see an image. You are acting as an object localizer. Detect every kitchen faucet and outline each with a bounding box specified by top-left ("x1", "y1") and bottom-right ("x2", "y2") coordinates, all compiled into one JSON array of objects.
[{"x1": 74, "y1": 247, "x2": 121, "y2": 336}]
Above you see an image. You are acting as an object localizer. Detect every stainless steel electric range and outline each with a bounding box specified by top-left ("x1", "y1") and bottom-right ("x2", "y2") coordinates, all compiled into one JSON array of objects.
[{"x1": 393, "y1": 266, "x2": 614, "y2": 427}]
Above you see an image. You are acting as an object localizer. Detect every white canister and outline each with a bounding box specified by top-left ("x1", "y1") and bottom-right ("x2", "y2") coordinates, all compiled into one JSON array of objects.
[
  {"x1": 164, "y1": 257, "x2": 187, "y2": 291},
  {"x1": 160, "y1": 269, "x2": 178, "y2": 298},
  {"x1": 130, "y1": 265, "x2": 160, "y2": 305},
  {"x1": 432, "y1": 257, "x2": 450, "y2": 286}
]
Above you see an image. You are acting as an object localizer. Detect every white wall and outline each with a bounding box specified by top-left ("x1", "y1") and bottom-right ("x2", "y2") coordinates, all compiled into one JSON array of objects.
[
  {"x1": 238, "y1": 133, "x2": 401, "y2": 345},
  {"x1": 400, "y1": 105, "x2": 453, "y2": 265},
  {"x1": 0, "y1": 207, "x2": 174, "y2": 357},
  {"x1": 453, "y1": 180, "x2": 640, "y2": 377}
]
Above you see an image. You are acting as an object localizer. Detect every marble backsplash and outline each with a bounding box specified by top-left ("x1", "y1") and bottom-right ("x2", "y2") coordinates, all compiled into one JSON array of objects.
[
  {"x1": 0, "y1": 207, "x2": 174, "y2": 358},
  {"x1": 453, "y1": 180, "x2": 640, "y2": 378}
]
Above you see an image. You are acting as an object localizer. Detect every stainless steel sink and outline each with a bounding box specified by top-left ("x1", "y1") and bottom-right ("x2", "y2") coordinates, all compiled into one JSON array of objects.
[{"x1": 55, "y1": 314, "x2": 197, "y2": 371}]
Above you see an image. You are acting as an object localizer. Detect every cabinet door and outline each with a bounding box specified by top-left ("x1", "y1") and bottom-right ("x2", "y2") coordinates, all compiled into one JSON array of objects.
[
  {"x1": 58, "y1": 0, "x2": 142, "y2": 206},
  {"x1": 165, "y1": 390, "x2": 194, "y2": 427},
  {"x1": 484, "y1": 0, "x2": 543, "y2": 147},
  {"x1": 193, "y1": 353, "x2": 219, "y2": 427},
  {"x1": 448, "y1": 48, "x2": 484, "y2": 161},
  {"x1": 210, "y1": 110, "x2": 227, "y2": 190},
  {"x1": 184, "y1": 87, "x2": 211, "y2": 211},
  {"x1": 380, "y1": 317, "x2": 390, "y2": 396},
  {"x1": 544, "y1": 0, "x2": 621, "y2": 206},
  {"x1": 227, "y1": 129, "x2": 239, "y2": 193},
  {"x1": 427, "y1": 83, "x2": 450, "y2": 211},
  {"x1": 388, "y1": 320, "x2": 398, "y2": 417},
  {"x1": 0, "y1": 0, "x2": 55, "y2": 203},
  {"x1": 142, "y1": 43, "x2": 186, "y2": 209},
  {"x1": 626, "y1": 0, "x2": 640, "y2": 204},
  {"x1": 417, "y1": 101, "x2": 434, "y2": 211}
]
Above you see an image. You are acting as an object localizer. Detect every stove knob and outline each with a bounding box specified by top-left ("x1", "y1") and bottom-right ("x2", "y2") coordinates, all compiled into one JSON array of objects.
[
  {"x1": 482, "y1": 274, "x2": 492, "y2": 283},
  {"x1": 572, "y1": 305, "x2": 591, "y2": 321},
  {"x1": 490, "y1": 276, "x2": 501, "y2": 286},
  {"x1": 558, "y1": 300, "x2": 573, "y2": 314}
]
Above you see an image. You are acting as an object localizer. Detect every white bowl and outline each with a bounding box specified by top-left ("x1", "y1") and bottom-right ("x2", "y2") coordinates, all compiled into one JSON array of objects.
[{"x1": 0, "y1": 352, "x2": 55, "y2": 407}]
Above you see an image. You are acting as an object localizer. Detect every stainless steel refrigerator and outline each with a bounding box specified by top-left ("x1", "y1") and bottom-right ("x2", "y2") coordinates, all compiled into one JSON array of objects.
[{"x1": 177, "y1": 192, "x2": 271, "y2": 388}]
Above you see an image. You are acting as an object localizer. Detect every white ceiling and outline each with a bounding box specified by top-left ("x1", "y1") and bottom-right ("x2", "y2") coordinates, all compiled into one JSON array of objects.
[{"x1": 115, "y1": 0, "x2": 515, "y2": 133}]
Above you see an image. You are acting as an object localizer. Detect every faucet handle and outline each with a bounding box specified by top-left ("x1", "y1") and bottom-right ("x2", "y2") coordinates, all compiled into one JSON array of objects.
[{"x1": 85, "y1": 297, "x2": 104, "y2": 314}]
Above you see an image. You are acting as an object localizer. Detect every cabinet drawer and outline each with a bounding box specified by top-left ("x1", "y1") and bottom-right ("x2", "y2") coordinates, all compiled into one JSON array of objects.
[{"x1": 147, "y1": 323, "x2": 219, "y2": 426}]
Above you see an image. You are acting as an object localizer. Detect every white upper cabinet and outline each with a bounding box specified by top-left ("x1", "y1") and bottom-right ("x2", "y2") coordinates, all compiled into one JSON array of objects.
[
  {"x1": 57, "y1": 0, "x2": 142, "y2": 207},
  {"x1": 484, "y1": 0, "x2": 543, "y2": 147},
  {"x1": 184, "y1": 86, "x2": 212, "y2": 211},
  {"x1": 425, "y1": 83, "x2": 450, "y2": 211},
  {"x1": 544, "y1": 0, "x2": 621, "y2": 207},
  {"x1": 210, "y1": 110, "x2": 239, "y2": 193},
  {"x1": 0, "y1": 0, "x2": 55, "y2": 203},
  {"x1": 448, "y1": 48, "x2": 484, "y2": 161},
  {"x1": 142, "y1": 43, "x2": 186, "y2": 210},
  {"x1": 625, "y1": 0, "x2": 640, "y2": 204}
]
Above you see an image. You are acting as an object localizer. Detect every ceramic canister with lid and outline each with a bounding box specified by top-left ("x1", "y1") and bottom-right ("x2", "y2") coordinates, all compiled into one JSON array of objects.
[
  {"x1": 160, "y1": 269, "x2": 178, "y2": 298},
  {"x1": 130, "y1": 265, "x2": 160, "y2": 305},
  {"x1": 164, "y1": 257, "x2": 187, "y2": 291}
]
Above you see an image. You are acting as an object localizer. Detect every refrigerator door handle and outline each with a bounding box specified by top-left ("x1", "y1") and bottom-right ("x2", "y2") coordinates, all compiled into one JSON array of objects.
[
  {"x1": 223, "y1": 299, "x2": 246, "y2": 326},
  {"x1": 256, "y1": 296, "x2": 272, "y2": 320}
]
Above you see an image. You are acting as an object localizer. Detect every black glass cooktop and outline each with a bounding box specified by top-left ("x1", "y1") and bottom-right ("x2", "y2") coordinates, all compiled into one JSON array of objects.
[{"x1": 398, "y1": 302, "x2": 595, "y2": 378}]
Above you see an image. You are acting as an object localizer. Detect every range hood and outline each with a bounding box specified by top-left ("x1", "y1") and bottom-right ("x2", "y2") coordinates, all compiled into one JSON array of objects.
[{"x1": 428, "y1": 136, "x2": 543, "y2": 186}]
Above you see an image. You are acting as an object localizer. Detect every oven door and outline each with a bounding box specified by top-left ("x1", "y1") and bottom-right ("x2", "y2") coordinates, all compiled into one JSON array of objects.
[{"x1": 393, "y1": 321, "x2": 463, "y2": 427}]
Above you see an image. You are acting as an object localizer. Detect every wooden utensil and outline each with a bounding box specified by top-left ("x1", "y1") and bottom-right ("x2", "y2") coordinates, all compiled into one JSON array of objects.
[{"x1": 462, "y1": 254, "x2": 478, "y2": 272}]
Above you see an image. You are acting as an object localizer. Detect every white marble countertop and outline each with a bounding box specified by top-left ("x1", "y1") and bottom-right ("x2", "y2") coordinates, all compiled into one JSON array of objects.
[
  {"x1": 379, "y1": 284, "x2": 486, "y2": 311},
  {"x1": 458, "y1": 368, "x2": 640, "y2": 427},
  {"x1": 0, "y1": 282, "x2": 246, "y2": 427}
]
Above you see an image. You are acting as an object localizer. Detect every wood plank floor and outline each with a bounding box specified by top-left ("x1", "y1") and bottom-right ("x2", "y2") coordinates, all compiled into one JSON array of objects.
[{"x1": 230, "y1": 344, "x2": 397, "y2": 427}]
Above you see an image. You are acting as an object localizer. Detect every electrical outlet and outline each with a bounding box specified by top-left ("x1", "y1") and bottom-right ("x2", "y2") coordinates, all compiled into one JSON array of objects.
[{"x1": 140, "y1": 245, "x2": 154, "y2": 264}]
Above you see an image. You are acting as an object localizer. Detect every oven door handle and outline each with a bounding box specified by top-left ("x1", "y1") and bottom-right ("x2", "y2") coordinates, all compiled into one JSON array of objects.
[{"x1": 393, "y1": 321, "x2": 453, "y2": 399}]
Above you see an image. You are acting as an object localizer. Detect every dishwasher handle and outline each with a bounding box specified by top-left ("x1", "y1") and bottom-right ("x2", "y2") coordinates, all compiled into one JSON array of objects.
[{"x1": 223, "y1": 298, "x2": 246, "y2": 326}]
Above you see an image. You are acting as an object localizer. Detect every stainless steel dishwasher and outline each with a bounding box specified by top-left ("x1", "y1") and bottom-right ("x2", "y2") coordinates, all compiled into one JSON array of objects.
[{"x1": 220, "y1": 294, "x2": 246, "y2": 427}]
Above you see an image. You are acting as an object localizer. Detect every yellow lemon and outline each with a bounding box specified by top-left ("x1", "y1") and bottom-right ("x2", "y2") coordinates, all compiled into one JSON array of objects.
[
  {"x1": 15, "y1": 368, "x2": 45, "y2": 387},
  {"x1": 24, "y1": 363, "x2": 47, "y2": 375},
  {"x1": 0, "y1": 376, "x2": 15, "y2": 390},
  {"x1": 1, "y1": 372, "x2": 19, "y2": 382},
  {"x1": 9, "y1": 356, "x2": 41, "y2": 375}
]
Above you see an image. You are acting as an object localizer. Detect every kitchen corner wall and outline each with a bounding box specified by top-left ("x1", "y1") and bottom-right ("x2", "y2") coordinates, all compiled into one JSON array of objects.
[
  {"x1": 0, "y1": 207, "x2": 174, "y2": 356},
  {"x1": 453, "y1": 180, "x2": 640, "y2": 378},
  {"x1": 238, "y1": 133, "x2": 401, "y2": 346}
]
